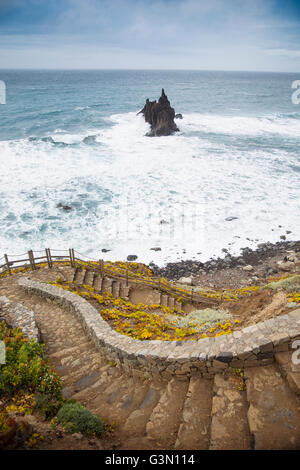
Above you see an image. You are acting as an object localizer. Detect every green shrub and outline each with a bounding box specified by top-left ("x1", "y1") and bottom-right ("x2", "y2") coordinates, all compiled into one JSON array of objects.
[
  {"x1": 56, "y1": 402, "x2": 104, "y2": 437},
  {"x1": 0, "y1": 321, "x2": 62, "y2": 398},
  {"x1": 263, "y1": 274, "x2": 300, "y2": 293},
  {"x1": 35, "y1": 393, "x2": 64, "y2": 420},
  {"x1": 167, "y1": 308, "x2": 232, "y2": 332}
]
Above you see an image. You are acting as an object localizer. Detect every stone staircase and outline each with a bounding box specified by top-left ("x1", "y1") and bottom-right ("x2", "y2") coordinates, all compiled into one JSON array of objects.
[
  {"x1": 72, "y1": 267, "x2": 130, "y2": 299},
  {"x1": 1, "y1": 272, "x2": 299, "y2": 450},
  {"x1": 71, "y1": 267, "x2": 183, "y2": 310},
  {"x1": 7, "y1": 283, "x2": 299, "y2": 450}
]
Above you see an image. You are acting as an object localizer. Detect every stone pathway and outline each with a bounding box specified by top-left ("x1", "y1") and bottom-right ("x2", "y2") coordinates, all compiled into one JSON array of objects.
[{"x1": 0, "y1": 270, "x2": 299, "y2": 449}]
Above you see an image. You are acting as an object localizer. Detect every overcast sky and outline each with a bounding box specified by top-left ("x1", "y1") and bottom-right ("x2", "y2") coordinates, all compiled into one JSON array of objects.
[{"x1": 0, "y1": 0, "x2": 300, "y2": 71}]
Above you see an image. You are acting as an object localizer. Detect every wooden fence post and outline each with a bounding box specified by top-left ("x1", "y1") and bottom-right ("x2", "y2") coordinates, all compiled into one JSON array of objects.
[
  {"x1": 4, "y1": 254, "x2": 11, "y2": 275},
  {"x1": 45, "y1": 248, "x2": 51, "y2": 268},
  {"x1": 72, "y1": 249, "x2": 75, "y2": 267},
  {"x1": 69, "y1": 249, "x2": 73, "y2": 268},
  {"x1": 48, "y1": 248, "x2": 53, "y2": 268},
  {"x1": 28, "y1": 250, "x2": 34, "y2": 271},
  {"x1": 99, "y1": 259, "x2": 104, "y2": 277}
]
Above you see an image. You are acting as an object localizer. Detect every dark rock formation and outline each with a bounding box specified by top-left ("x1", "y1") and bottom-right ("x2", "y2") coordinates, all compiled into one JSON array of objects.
[
  {"x1": 127, "y1": 255, "x2": 138, "y2": 261},
  {"x1": 138, "y1": 89, "x2": 179, "y2": 137},
  {"x1": 175, "y1": 113, "x2": 183, "y2": 119},
  {"x1": 57, "y1": 203, "x2": 72, "y2": 211}
]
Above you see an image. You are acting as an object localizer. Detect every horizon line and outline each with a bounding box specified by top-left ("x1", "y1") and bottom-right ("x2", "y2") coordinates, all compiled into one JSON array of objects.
[{"x1": 0, "y1": 67, "x2": 299, "y2": 74}]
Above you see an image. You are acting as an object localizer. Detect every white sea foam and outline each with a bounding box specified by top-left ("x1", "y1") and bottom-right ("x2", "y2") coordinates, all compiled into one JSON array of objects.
[
  {"x1": 0, "y1": 111, "x2": 299, "y2": 265},
  {"x1": 181, "y1": 112, "x2": 300, "y2": 137}
]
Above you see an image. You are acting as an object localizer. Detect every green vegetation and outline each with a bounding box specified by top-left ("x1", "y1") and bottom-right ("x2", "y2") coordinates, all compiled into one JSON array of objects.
[
  {"x1": 0, "y1": 321, "x2": 62, "y2": 398},
  {"x1": 35, "y1": 393, "x2": 64, "y2": 420},
  {"x1": 263, "y1": 274, "x2": 300, "y2": 293},
  {"x1": 167, "y1": 308, "x2": 237, "y2": 336},
  {"x1": 56, "y1": 402, "x2": 104, "y2": 437}
]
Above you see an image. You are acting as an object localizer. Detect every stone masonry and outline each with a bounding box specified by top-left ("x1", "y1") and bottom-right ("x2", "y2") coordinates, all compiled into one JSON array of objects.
[
  {"x1": 0, "y1": 295, "x2": 40, "y2": 342},
  {"x1": 18, "y1": 278, "x2": 300, "y2": 379}
]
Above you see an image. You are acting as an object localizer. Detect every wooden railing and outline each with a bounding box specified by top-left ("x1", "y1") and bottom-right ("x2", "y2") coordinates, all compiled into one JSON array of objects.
[
  {"x1": 0, "y1": 248, "x2": 219, "y2": 306},
  {"x1": 0, "y1": 248, "x2": 76, "y2": 275}
]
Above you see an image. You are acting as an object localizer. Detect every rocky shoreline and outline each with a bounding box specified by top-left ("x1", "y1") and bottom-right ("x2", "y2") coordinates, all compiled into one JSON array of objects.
[{"x1": 149, "y1": 240, "x2": 300, "y2": 289}]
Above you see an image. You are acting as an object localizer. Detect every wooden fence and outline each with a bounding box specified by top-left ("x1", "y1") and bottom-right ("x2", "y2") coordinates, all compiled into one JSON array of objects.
[{"x1": 0, "y1": 248, "x2": 219, "y2": 306}]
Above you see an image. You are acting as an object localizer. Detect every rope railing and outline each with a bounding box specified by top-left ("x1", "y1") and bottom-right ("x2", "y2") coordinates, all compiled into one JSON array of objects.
[{"x1": 0, "y1": 248, "x2": 219, "y2": 306}]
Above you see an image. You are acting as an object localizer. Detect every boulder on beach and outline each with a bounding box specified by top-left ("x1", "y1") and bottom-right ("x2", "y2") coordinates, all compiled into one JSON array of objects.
[
  {"x1": 178, "y1": 276, "x2": 194, "y2": 286},
  {"x1": 138, "y1": 89, "x2": 179, "y2": 137},
  {"x1": 127, "y1": 255, "x2": 138, "y2": 261}
]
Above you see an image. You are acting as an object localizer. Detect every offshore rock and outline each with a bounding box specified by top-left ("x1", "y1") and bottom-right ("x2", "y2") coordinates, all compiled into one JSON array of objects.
[{"x1": 139, "y1": 89, "x2": 179, "y2": 137}]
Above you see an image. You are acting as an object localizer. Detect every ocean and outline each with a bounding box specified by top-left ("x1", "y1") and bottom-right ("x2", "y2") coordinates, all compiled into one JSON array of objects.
[{"x1": 0, "y1": 69, "x2": 299, "y2": 265}]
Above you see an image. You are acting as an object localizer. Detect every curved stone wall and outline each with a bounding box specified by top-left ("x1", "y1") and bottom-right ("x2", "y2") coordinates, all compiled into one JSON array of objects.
[
  {"x1": 18, "y1": 278, "x2": 300, "y2": 379},
  {"x1": 0, "y1": 295, "x2": 40, "y2": 342}
]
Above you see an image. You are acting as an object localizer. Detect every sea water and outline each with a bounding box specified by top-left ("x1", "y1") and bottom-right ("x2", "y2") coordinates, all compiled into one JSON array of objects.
[{"x1": 0, "y1": 70, "x2": 299, "y2": 265}]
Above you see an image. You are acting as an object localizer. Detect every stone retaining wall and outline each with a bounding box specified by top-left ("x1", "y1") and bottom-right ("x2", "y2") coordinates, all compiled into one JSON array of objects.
[
  {"x1": 18, "y1": 278, "x2": 300, "y2": 379},
  {"x1": 0, "y1": 295, "x2": 40, "y2": 342}
]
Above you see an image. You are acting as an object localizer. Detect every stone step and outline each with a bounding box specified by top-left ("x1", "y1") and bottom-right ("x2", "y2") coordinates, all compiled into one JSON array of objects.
[
  {"x1": 53, "y1": 348, "x2": 99, "y2": 367},
  {"x1": 245, "y1": 363, "x2": 300, "y2": 450},
  {"x1": 74, "y1": 268, "x2": 86, "y2": 285},
  {"x1": 95, "y1": 378, "x2": 150, "y2": 426},
  {"x1": 120, "y1": 284, "x2": 130, "y2": 298},
  {"x1": 83, "y1": 270, "x2": 95, "y2": 287},
  {"x1": 112, "y1": 281, "x2": 120, "y2": 298},
  {"x1": 71, "y1": 268, "x2": 78, "y2": 283},
  {"x1": 66, "y1": 269, "x2": 76, "y2": 283},
  {"x1": 89, "y1": 374, "x2": 131, "y2": 420},
  {"x1": 123, "y1": 382, "x2": 165, "y2": 437},
  {"x1": 47, "y1": 347, "x2": 90, "y2": 366},
  {"x1": 102, "y1": 277, "x2": 113, "y2": 295},
  {"x1": 160, "y1": 294, "x2": 168, "y2": 307},
  {"x1": 93, "y1": 274, "x2": 103, "y2": 291},
  {"x1": 62, "y1": 370, "x2": 101, "y2": 399},
  {"x1": 275, "y1": 351, "x2": 300, "y2": 395},
  {"x1": 59, "y1": 360, "x2": 103, "y2": 387},
  {"x1": 57, "y1": 350, "x2": 103, "y2": 372},
  {"x1": 209, "y1": 373, "x2": 251, "y2": 450},
  {"x1": 146, "y1": 377, "x2": 189, "y2": 448},
  {"x1": 44, "y1": 330, "x2": 92, "y2": 343},
  {"x1": 71, "y1": 365, "x2": 122, "y2": 404},
  {"x1": 175, "y1": 377, "x2": 213, "y2": 450},
  {"x1": 168, "y1": 296, "x2": 175, "y2": 309},
  {"x1": 48, "y1": 346, "x2": 78, "y2": 360},
  {"x1": 46, "y1": 340, "x2": 92, "y2": 354}
]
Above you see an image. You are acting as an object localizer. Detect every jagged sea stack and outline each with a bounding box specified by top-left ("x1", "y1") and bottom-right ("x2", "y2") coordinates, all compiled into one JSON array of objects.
[{"x1": 139, "y1": 89, "x2": 180, "y2": 137}]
